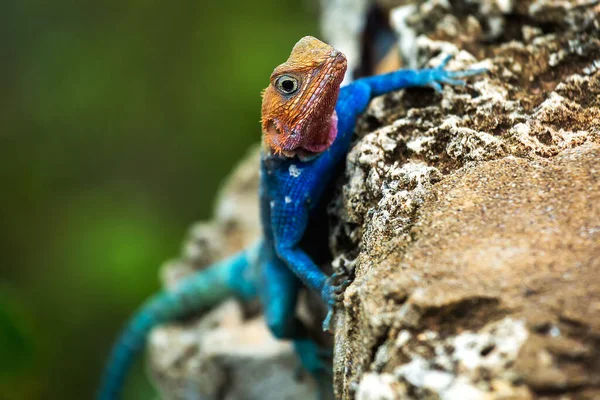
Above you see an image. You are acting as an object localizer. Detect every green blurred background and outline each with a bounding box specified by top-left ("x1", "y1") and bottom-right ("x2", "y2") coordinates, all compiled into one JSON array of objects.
[{"x1": 1, "y1": 1, "x2": 317, "y2": 398}]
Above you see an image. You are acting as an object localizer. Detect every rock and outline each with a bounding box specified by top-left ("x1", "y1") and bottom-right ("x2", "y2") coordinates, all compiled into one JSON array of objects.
[
  {"x1": 149, "y1": 300, "x2": 316, "y2": 400},
  {"x1": 330, "y1": 1, "x2": 600, "y2": 398},
  {"x1": 337, "y1": 143, "x2": 600, "y2": 399}
]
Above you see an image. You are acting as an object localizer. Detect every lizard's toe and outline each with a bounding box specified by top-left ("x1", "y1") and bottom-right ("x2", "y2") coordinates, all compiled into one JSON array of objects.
[
  {"x1": 333, "y1": 280, "x2": 352, "y2": 300},
  {"x1": 429, "y1": 81, "x2": 444, "y2": 93},
  {"x1": 321, "y1": 273, "x2": 352, "y2": 332},
  {"x1": 437, "y1": 54, "x2": 454, "y2": 69},
  {"x1": 447, "y1": 67, "x2": 489, "y2": 78},
  {"x1": 430, "y1": 63, "x2": 487, "y2": 91},
  {"x1": 333, "y1": 279, "x2": 352, "y2": 294},
  {"x1": 322, "y1": 308, "x2": 334, "y2": 332},
  {"x1": 440, "y1": 77, "x2": 466, "y2": 86}
]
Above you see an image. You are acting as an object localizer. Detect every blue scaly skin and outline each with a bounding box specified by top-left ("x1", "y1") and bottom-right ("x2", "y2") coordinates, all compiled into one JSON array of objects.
[{"x1": 98, "y1": 36, "x2": 486, "y2": 399}]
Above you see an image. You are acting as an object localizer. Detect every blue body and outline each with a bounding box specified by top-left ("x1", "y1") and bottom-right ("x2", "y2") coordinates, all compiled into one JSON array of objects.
[{"x1": 98, "y1": 60, "x2": 485, "y2": 399}]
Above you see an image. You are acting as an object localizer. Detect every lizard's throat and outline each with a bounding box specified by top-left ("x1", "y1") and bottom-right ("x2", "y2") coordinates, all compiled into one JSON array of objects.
[{"x1": 264, "y1": 111, "x2": 338, "y2": 161}]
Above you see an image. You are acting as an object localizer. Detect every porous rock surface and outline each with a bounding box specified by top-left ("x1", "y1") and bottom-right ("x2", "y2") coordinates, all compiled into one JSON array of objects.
[{"x1": 331, "y1": 1, "x2": 600, "y2": 399}]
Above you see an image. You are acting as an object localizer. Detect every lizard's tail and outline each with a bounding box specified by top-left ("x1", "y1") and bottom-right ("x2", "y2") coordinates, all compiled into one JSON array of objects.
[{"x1": 97, "y1": 246, "x2": 259, "y2": 400}]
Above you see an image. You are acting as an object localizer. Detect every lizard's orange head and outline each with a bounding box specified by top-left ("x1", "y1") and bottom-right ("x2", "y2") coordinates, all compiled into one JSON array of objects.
[{"x1": 261, "y1": 36, "x2": 347, "y2": 160}]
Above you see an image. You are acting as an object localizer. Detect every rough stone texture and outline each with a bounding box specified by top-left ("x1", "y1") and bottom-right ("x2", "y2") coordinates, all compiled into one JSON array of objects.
[
  {"x1": 331, "y1": 1, "x2": 600, "y2": 399},
  {"x1": 149, "y1": 300, "x2": 316, "y2": 400},
  {"x1": 336, "y1": 146, "x2": 600, "y2": 399}
]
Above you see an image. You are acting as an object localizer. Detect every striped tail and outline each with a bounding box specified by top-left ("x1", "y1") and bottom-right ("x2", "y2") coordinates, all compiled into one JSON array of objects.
[{"x1": 97, "y1": 247, "x2": 259, "y2": 400}]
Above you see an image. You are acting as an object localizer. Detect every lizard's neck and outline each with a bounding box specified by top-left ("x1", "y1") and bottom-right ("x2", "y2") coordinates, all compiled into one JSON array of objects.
[
  {"x1": 262, "y1": 110, "x2": 338, "y2": 162},
  {"x1": 302, "y1": 110, "x2": 338, "y2": 154}
]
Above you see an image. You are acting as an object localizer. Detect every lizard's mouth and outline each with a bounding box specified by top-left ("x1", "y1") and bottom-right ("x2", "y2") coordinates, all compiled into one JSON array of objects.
[{"x1": 264, "y1": 111, "x2": 338, "y2": 161}]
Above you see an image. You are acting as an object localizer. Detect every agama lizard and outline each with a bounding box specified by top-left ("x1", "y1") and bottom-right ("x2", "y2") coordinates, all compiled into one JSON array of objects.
[{"x1": 98, "y1": 36, "x2": 485, "y2": 399}]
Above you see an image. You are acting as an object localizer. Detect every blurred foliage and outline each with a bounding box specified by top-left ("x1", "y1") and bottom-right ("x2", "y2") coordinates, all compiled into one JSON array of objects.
[{"x1": 0, "y1": 1, "x2": 317, "y2": 398}]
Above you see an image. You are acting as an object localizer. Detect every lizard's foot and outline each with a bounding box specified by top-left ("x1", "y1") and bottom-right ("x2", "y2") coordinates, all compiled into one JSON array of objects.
[
  {"x1": 427, "y1": 54, "x2": 488, "y2": 93},
  {"x1": 321, "y1": 270, "x2": 352, "y2": 332}
]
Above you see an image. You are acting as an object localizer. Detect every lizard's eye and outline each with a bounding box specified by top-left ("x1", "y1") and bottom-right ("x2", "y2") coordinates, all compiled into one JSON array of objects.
[{"x1": 275, "y1": 75, "x2": 299, "y2": 95}]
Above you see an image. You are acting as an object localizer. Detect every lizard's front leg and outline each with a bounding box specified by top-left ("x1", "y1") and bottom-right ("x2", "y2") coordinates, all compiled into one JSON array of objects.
[
  {"x1": 275, "y1": 244, "x2": 347, "y2": 332},
  {"x1": 272, "y1": 198, "x2": 349, "y2": 332},
  {"x1": 356, "y1": 53, "x2": 487, "y2": 96}
]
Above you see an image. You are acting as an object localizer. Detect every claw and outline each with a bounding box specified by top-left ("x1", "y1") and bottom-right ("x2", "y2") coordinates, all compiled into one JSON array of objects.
[
  {"x1": 330, "y1": 271, "x2": 346, "y2": 282},
  {"x1": 437, "y1": 54, "x2": 454, "y2": 69},
  {"x1": 322, "y1": 268, "x2": 353, "y2": 332},
  {"x1": 448, "y1": 67, "x2": 489, "y2": 78},
  {"x1": 429, "y1": 81, "x2": 443, "y2": 93},
  {"x1": 333, "y1": 279, "x2": 352, "y2": 295},
  {"x1": 440, "y1": 77, "x2": 466, "y2": 86},
  {"x1": 322, "y1": 309, "x2": 333, "y2": 332},
  {"x1": 428, "y1": 56, "x2": 487, "y2": 92},
  {"x1": 333, "y1": 293, "x2": 345, "y2": 302}
]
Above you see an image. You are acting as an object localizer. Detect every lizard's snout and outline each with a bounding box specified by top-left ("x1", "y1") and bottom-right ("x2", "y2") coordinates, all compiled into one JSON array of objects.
[{"x1": 330, "y1": 49, "x2": 346, "y2": 64}]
